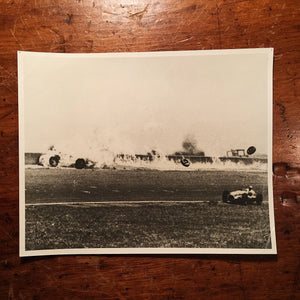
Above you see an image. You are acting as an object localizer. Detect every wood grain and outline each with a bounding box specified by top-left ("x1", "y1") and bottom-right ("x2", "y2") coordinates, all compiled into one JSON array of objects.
[{"x1": 0, "y1": 0, "x2": 299, "y2": 298}]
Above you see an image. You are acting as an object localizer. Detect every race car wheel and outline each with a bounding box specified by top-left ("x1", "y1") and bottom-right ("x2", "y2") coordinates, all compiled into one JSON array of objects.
[
  {"x1": 247, "y1": 146, "x2": 256, "y2": 155},
  {"x1": 181, "y1": 158, "x2": 191, "y2": 167},
  {"x1": 228, "y1": 195, "x2": 235, "y2": 203},
  {"x1": 222, "y1": 191, "x2": 229, "y2": 202},
  {"x1": 241, "y1": 194, "x2": 248, "y2": 205},
  {"x1": 256, "y1": 193, "x2": 263, "y2": 205},
  {"x1": 49, "y1": 155, "x2": 60, "y2": 167},
  {"x1": 75, "y1": 158, "x2": 86, "y2": 169}
]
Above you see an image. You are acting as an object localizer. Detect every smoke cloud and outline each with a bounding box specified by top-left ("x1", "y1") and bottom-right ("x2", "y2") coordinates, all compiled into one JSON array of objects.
[{"x1": 181, "y1": 135, "x2": 205, "y2": 156}]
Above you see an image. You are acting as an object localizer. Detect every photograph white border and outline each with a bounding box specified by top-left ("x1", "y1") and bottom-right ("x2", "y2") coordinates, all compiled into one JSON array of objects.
[{"x1": 18, "y1": 48, "x2": 276, "y2": 257}]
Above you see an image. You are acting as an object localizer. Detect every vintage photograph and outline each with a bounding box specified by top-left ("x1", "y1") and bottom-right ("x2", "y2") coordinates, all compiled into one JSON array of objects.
[{"x1": 18, "y1": 49, "x2": 276, "y2": 256}]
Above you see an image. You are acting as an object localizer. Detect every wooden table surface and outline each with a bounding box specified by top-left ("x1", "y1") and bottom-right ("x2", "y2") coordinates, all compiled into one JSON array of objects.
[{"x1": 1, "y1": 0, "x2": 299, "y2": 298}]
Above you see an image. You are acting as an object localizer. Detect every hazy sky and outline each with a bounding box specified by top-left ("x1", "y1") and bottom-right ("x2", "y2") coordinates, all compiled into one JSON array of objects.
[{"x1": 20, "y1": 50, "x2": 272, "y2": 157}]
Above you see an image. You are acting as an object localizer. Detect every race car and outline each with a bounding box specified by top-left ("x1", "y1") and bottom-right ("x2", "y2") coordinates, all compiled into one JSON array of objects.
[
  {"x1": 39, "y1": 150, "x2": 95, "y2": 169},
  {"x1": 222, "y1": 186, "x2": 263, "y2": 205}
]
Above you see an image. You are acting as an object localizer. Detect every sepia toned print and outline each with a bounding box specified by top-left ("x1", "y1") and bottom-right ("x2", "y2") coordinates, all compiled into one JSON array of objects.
[{"x1": 18, "y1": 49, "x2": 276, "y2": 256}]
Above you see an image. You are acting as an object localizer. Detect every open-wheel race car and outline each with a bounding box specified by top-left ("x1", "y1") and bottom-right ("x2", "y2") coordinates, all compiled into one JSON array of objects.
[
  {"x1": 222, "y1": 186, "x2": 263, "y2": 205},
  {"x1": 39, "y1": 150, "x2": 95, "y2": 169}
]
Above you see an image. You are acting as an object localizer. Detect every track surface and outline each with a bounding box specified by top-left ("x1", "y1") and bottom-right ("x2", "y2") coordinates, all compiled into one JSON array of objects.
[{"x1": 25, "y1": 169, "x2": 271, "y2": 250}]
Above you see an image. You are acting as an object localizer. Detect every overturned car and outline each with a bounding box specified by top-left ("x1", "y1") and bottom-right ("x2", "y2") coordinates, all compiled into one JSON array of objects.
[{"x1": 222, "y1": 186, "x2": 263, "y2": 205}]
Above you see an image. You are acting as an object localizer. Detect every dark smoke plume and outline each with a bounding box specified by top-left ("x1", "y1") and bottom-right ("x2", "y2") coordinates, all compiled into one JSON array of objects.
[
  {"x1": 176, "y1": 135, "x2": 205, "y2": 156},
  {"x1": 182, "y1": 135, "x2": 198, "y2": 154}
]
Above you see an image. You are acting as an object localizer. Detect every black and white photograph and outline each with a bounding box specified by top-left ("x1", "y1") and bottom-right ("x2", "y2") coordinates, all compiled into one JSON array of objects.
[{"x1": 18, "y1": 49, "x2": 276, "y2": 256}]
